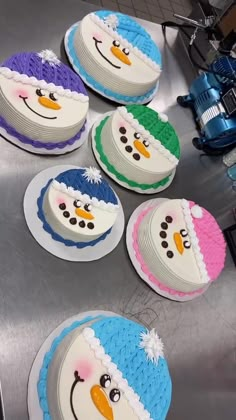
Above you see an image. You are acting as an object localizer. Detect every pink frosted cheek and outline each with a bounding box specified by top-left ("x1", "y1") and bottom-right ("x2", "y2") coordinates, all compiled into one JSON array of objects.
[
  {"x1": 56, "y1": 196, "x2": 66, "y2": 205},
  {"x1": 75, "y1": 359, "x2": 93, "y2": 381},
  {"x1": 13, "y1": 88, "x2": 30, "y2": 99},
  {"x1": 118, "y1": 121, "x2": 127, "y2": 131},
  {"x1": 93, "y1": 32, "x2": 103, "y2": 42}
]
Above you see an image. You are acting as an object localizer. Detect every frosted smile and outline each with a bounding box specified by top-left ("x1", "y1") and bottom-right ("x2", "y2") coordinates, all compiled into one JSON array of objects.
[
  {"x1": 19, "y1": 95, "x2": 57, "y2": 120},
  {"x1": 93, "y1": 37, "x2": 121, "y2": 69}
]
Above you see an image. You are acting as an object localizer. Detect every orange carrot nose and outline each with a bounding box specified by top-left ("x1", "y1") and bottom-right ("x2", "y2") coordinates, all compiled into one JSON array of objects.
[
  {"x1": 110, "y1": 46, "x2": 132, "y2": 65},
  {"x1": 91, "y1": 385, "x2": 114, "y2": 420},
  {"x1": 75, "y1": 208, "x2": 94, "y2": 220},
  {"x1": 133, "y1": 140, "x2": 150, "y2": 158},
  {"x1": 173, "y1": 232, "x2": 184, "y2": 255},
  {"x1": 38, "y1": 96, "x2": 61, "y2": 110}
]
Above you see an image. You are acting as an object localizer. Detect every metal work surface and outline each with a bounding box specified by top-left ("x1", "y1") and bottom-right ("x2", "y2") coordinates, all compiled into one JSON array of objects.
[{"x1": 0, "y1": 1, "x2": 235, "y2": 419}]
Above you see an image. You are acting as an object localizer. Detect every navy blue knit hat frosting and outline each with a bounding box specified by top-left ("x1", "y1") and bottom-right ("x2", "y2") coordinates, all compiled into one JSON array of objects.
[
  {"x1": 1, "y1": 50, "x2": 88, "y2": 96},
  {"x1": 54, "y1": 168, "x2": 118, "y2": 205}
]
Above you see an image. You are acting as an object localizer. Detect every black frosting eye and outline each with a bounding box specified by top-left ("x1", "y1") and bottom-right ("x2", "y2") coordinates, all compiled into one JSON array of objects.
[
  {"x1": 119, "y1": 127, "x2": 126, "y2": 134},
  {"x1": 49, "y1": 92, "x2": 57, "y2": 101},
  {"x1": 109, "y1": 389, "x2": 121, "y2": 403},
  {"x1": 165, "y1": 216, "x2": 173, "y2": 223},
  {"x1": 100, "y1": 374, "x2": 111, "y2": 389},
  {"x1": 73, "y1": 200, "x2": 81, "y2": 208},
  {"x1": 113, "y1": 40, "x2": 120, "y2": 47},
  {"x1": 180, "y1": 229, "x2": 188, "y2": 237},
  {"x1": 122, "y1": 48, "x2": 129, "y2": 55},
  {"x1": 84, "y1": 203, "x2": 92, "y2": 212},
  {"x1": 143, "y1": 140, "x2": 149, "y2": 147},
  {"x1": 36, "y1": 88, "x2": 45, "y2": 97},
  {"x1": 184, "y1": 240, "x2": 191, "y2": 249},
  {"x1": 161, "y1": 222, "x2": 168, "y2": 230},
  {"x1": 134, "y1": 132, "x2": 141, "y2": 139}
]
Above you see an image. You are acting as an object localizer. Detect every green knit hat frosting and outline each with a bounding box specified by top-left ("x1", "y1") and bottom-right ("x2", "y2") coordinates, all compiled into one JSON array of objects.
[{"x1": 119, "y1": 105, "x2": 180, "y2": 163}]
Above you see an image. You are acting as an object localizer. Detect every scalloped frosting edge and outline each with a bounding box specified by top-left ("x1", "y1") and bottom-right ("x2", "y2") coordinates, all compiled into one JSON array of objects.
[
  {"x1": 0, "y1": 67, "x2": 89, "y2": 102},
  {"x1": 52, "y1": 180, "x2": 119, "y2": 212},
  {"x1": 118, "y1": 107, "x2": 179, "y2": 166},
  {"x1": 181, "y1": 199, "x2": 210, "y2": 283},
  {"x1": 83, "y1": 327, "x2": 153, "y2": 420},
  {"x1": 90, "y1": 13, "x2": 161, "y2": 74}
]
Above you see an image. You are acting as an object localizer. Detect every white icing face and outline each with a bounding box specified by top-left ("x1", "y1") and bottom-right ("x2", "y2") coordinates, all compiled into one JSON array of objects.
[
  {"x1": 152, "y1": 199, "x2": 203, "y2": 284},
  {"x1": 59, "y1": 333, "x2": 138, "y2": 420},
  {"x1": 111, "y1": 110, "x2": 175, "y2": 173},
  {"x1": 81, "y1": 15, "x2": 158, "y2": 86},
  {"x1": 0, "y1": 74, "x2": 88, "y2": 128},
  {"x1": 47, "y1": 183, "x2": 117, "y2": 237}
]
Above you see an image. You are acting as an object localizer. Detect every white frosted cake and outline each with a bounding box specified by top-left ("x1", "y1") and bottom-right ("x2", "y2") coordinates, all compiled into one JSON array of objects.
[
  {"x1": 0, "y1": 50, "x2": 89, "y2": 152},
  {"x1": 37, "y1": 313, "x2": 172, "y2": 420},
  {"x1": 93, "y1": 105, "x2": 180, "y2": 192},
  {"x1": 37, "y1": 167, "x2": 119, "y2": 248},
  {"x1": 133, "y1": 198, "x2": 226, "y2": 295},
  {"x1": 65, "y1": 11, "x2": 162, "y2": 103}
]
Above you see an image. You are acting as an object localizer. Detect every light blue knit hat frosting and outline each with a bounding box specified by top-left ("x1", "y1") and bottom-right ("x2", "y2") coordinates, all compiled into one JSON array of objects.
[
  {"x1": 83, "y1": 316, "x2": 172, "y2": 420},
  {"x1": 93, "y1": 11, "x2": 162, "y2": 67}
]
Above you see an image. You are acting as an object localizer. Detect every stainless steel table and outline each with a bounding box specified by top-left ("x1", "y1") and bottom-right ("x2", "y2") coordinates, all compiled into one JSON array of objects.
[{"x1": 0, "y1": 1, "x2": 235, "y2": 419}]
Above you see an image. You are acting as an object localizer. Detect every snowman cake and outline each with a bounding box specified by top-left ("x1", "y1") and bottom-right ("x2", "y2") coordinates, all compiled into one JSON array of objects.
[
  {"x1": 37, "y1": 167, "x2": 119, "y2": 248},
  {"x1": 0, "y1": 50, "x2": 89, "y2": 152},
  {"x1": 37, "y1": 314, "x2": 172, "y2": 420},
  {"x1": 93, "y1": 105, "x2": 180, "y2": 193},
  {"x1": 129, "y1": 198, "x2": 226, "y2": 299},
  {"x1": 65, "y1": 11, "x2": 162, "y2": 104}
]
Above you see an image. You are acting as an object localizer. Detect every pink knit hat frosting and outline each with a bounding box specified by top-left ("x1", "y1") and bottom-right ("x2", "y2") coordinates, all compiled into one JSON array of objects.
[{"x1": 181, "y1": 199, "x2": 226, "y2": 282}]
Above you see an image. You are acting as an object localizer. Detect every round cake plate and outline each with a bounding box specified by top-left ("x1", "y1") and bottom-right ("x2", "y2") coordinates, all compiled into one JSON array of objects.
[
  {"x1": 126, "y1": 198, "x2": 209, "y2": 302},
  {"x1": 0, "y1": 119, "x2": 89, "y2": 155},
  {"x1": 91, "y1": 112, "x2": 176, "y2": 195},
  {"x1": 23, "y1": 165, "x2": 125, "y2": 261},
  {"x1": 64, "y1": 23, "x2": 158, "y2": 105},
  {"x1": 27, "y1": 310, "x2": 118, "y2": 420}
]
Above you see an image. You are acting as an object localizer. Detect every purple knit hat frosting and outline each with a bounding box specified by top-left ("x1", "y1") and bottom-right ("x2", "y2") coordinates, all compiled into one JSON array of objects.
[{"x1": 1, "y1": 50, "x2": 88, "y2": 97}]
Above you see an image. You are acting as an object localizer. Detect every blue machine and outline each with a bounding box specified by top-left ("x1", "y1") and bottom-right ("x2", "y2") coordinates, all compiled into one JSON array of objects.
[{"x1": 177, "y1": 56, "x2": 236, "y2": 154}]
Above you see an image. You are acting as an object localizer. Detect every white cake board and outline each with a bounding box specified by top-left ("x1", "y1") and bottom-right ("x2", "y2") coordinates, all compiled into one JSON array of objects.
[
  {"x1": 28, "y1": 310, "x2": 117, "y2": 420},
  {"x1": 64, "y1": 23, "x2": 158, "y2": 105},
  {"x1": 126, "y1": 198, "x2": 209, "y2": 302},
  {"x1": 23, "y1": 165, "x2": 124, "y2": 261},
  {"x1": 0, "y1": 119, "x2": 89, "y2": 155},
  {"x1": 91, "y1": 113, "x2": 176, "y2": 194}
]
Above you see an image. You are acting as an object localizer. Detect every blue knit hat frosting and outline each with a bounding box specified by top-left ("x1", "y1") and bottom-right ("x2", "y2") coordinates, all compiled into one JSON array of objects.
[
  {"x1": 54, "y1": 168, "x2": 118, "y2": 205},
  {"x1": 1, "y1": 50, "x2": 88, "y2": 96},
  {"x1": 83, "y1": 316, "x2": 172, "y2": 420},
  {"x1": 94, "y1": 11, "x2": 161, "y2": 67}
]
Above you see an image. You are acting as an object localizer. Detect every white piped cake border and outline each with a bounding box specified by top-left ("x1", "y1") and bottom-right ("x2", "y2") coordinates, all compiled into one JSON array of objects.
[{"x1": 0, "y1": 67, "x2": 89, "y2": 102}]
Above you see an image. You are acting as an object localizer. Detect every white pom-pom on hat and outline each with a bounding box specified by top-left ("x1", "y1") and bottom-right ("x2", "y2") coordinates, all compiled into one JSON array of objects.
[
  {"x1": 38, "y1": 49, "x2": 60, "y2": 67},
  {"x1": 104, "y1": 14, "x2": 119, "y2": 30},
  {"x1": 191, "y1": 204, "x2": 203, "y2": 219},
  {"x1": 82, "y1": 167, "x2": 102, "y2": 184},
  {"x1": 159, "y1": 112, "x2": 168, "y2": 123},
  {"x1": 139, "y1": 329, "x2": 164, "y2": 364}
]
